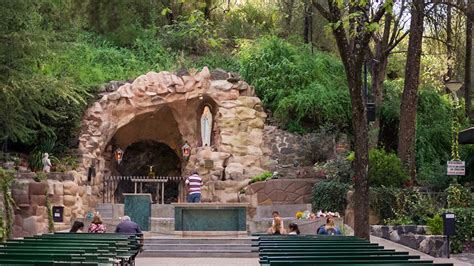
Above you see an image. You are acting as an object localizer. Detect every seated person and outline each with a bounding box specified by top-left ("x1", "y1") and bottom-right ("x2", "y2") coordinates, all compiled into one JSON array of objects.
[
  {"x1": 267, "y1": 216, "x2": 286, "y2": 235},
  {"x1": 317, "y1": 217, "x2": 341, "y2": 235},
  {"x1": 288, "y1": 222, "x2": 300, "y2": 235},
  {"x1": 88, "y1": 215, "x2": 107, "y2": 233},
  {"x1": 70, "y1": 221, "x2": 84, "y2": 233}
]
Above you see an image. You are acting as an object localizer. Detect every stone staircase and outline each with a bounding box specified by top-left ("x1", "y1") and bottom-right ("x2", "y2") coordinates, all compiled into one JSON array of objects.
[{"x1": 139, "y1": 237, "x2": 258, "y2": 258}]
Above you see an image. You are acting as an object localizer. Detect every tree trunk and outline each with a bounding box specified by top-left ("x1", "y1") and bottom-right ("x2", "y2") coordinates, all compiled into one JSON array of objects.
[
  {"x1": 467, "y1": 2, "x2": 474, "y2": 120},
  {"x1": 303, "y1": 0, "x2": 311, "y2": 43},
  {"x1": 333, "y1": 33, "x2": 370, "y2": 241},
  {"x1": 371, "y1": 14, "x2": 392, "y2": 147},
  {"x1": 447, "y1": 4, "x2": 453, "y2": 80},
  {"x1": 349, "y1": 72, "x2": 370, "y2": 240},
  {"x1": 398, "y1": 0, "x2": 424, "y2": 179}
]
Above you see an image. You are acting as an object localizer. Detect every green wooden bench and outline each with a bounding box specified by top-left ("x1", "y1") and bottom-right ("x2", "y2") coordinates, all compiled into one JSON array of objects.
[{"x1": 255, "y1": 235, "x2": 453, "y2": 266}]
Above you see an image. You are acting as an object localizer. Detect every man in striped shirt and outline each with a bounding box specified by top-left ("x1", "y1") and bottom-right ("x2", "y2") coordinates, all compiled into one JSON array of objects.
[{"x1": 185, "y1": 171, "x2": 203, "y2": 203}]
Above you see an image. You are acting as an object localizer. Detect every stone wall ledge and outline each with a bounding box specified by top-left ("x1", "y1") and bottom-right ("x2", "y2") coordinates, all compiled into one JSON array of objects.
[{"x1": 370, "y1": 225, "x2": 448, "y2": 257}]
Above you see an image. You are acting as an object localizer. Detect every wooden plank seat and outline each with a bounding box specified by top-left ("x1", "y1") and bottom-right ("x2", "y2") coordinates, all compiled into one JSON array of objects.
[
  {"x1": 0, "y1": 233, "x2": 141, "y2": 266},
  {"x1": 261, "y1": 260, "x2": 452, "y2": 266},
  {"x1": 255, "y1": 235, "x2": 453, "y2": 266}
]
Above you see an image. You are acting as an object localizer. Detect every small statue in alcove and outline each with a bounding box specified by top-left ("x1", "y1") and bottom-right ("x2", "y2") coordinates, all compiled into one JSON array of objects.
[{"x1": 200, "y1": 106, "x2": 212, "y2": 147}]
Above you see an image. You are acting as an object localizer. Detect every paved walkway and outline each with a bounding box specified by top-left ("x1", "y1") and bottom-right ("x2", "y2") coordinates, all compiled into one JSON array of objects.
[
  {"x1": 371, "y1": 236, "x2": 472, "y2": 266},
  {"x1": 136, "y1": 257, "x2": 259, "y2": 266},
  {"x1": 136, "y1": 236, "x2": 472, "y2": 266}
]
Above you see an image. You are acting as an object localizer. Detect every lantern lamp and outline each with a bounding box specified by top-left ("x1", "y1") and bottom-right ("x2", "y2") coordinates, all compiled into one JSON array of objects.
[
  {"x1": 114, "y1": 148, "x2": 124, "y2": 164},
  {"x1": 182, "y1": 141, "x2": 191, "y2": 161}
]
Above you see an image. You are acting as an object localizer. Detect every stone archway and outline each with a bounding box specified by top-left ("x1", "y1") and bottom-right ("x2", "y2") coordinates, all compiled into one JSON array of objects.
[
  {"x1": 77, "y1": 68, "x2": 268, "y2": 210},
  {"x1": 112, "y1": 140, "x2": 181, "y2": 204}
]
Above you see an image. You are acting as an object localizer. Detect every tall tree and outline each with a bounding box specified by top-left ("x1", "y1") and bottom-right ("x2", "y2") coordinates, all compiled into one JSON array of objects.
[
  {"x1": 370, "y1": 1, "x2": 409, "y2": 145},
  {"x1": 312, "y1": 0, "x2": 391, "y2": 240},
  {"x1": 398, "y1": 0, "x2": 425, "y2": 179},
  {"x1": 303, "y1": 0, "x2": 312, "y2": 44},
  {"x1": 467, "y1": 1, "x2": 473, "y2": 119}
]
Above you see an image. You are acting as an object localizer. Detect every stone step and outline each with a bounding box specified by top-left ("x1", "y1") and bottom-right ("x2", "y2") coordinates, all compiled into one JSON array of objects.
[
  {"x1": 143, "y1": 243, "x2": 251, "y2": 251},
  {"x1": 139, "y1": 249, "x2": 258, "y2": 258},
  {"x1": 144, "y1": 238, "x2": 253, "y2": 245}
]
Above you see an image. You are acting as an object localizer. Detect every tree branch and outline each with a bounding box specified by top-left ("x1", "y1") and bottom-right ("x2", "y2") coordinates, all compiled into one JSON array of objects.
[{"x1": 312, "y1": 1, "x2": 332, "y2": 21}]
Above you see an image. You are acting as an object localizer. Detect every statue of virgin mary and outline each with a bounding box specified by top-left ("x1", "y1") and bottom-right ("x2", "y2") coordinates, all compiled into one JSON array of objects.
[{"x1": 201, "y1": 106, "x2": 212, "y2": 147}]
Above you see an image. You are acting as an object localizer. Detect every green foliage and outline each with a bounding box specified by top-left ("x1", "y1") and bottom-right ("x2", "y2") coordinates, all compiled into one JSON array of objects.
[
  {"x1": 238, "y1": 36, "x2": 351, "y2": 131},
  {"x1": 369, "y1": 148, "x2": 409, "y2": 187},
  {"x1": 220, "y1": 2, "x2": 280, "y2": 40},
  {"x1": 0, "y1": 168, "x2": 15, "y2": 241},
  {"x1": 161, "y1": 10, "x2": 222, "y2": 55},
  {"x1": 28, "y1": 137, "x2": 58, "y2": 171},
  {"x1": 380, "y1": 81, "x2": 461, "y2": 190},
  {"x1": 426, "y1": 214, "x2": 443, "y2": 235},
  {"x1": 384, "y1": 215, "x2": 414, "y2": 226},
  {"x1": 443, "y1": 208, "x2": 474, "y2": 253},
  {"x1": 34, "y1": 172, "x2": 48, "y2": 182},
  {"x1": 370, "y1": 186, "x2": 399, "y2": 222},
  {"x1": 249, "y1": 171, "x2": 273, "y2": 184},
  {"x1": 445, "y1": 184, "x2": 472, "y2": 208},
  {"x1": 45, "y1": 184, "x2": 54, "y2": 233},
  {"x1": 372, "y1": 187, "x2": 436, "y2": 225},
  {"x1": 312, "y1": 181, "x2": 349, "y2": 213},
  {"x1": 314, "y1": 154, "x2": 353, "y2": 183}
]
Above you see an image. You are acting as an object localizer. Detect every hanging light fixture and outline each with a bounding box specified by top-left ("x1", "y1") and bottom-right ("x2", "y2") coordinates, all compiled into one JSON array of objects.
[
  {"x1": 182, "y1": 141, "x2": 191, "y2": 161},
  {"x1": 114, "y1": 148, "x2": 124, "y2": 164}
]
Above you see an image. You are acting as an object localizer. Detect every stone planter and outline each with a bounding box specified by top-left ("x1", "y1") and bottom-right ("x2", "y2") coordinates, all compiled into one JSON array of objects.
[{"x1": 371, "y1": 225, "x2": 448, "y2": 257}]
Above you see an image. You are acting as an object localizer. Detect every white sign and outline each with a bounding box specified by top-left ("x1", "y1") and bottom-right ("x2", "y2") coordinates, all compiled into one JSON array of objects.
[
  {"x1": 445, "y1": 214, "x2": 455, "y2": 219},
  {"x1": 447, "y1": 161, "x2": 465, "y2": 176}
]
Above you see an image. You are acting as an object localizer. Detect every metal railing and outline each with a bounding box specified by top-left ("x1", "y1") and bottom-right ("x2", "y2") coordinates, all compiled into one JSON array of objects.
[{"x1": 102, "y1": 175, "x2": 186, "y2": 204}]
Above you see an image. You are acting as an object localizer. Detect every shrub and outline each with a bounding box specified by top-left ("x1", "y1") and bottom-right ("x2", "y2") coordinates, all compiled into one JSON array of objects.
[
  {"x1": 249, "y1": 171, "x2": 273, "y2": 184},
  {"x1": 426, "y1": 214, "x2": 443, "y2": 235},
  {"x1": 443, "y1": 207, "x2": 474, "y2": 253},
  {"x1": 370, "y1": 186, "x2": 399, "y2": 221},
  {"x1": 445, "y1": 184, "x2": 472, "y2": 208},
  {"x1": 312, "y1": 181, "x2": 349, "y2": 213},
  {"x1": 314, "y1": 154, "x2": 353, "y2": 183},
  {"x1": 161, "y1": 10, "x2": 222, "y2": 55},
  {"x1": 372, "y1": 187, "x2": 436, "y2": 225},
  {"x1": 369, "y1": 148, "x2": 409, "y2": 187},
  {"x1": 384, "y1": 215, "x2": 415, "y2": 226},
  {"x1": 238, "y1": 36, "x2": 351, "y2": 131}
]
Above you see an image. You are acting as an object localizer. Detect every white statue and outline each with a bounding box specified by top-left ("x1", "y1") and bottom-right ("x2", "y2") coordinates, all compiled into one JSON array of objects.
[
  {"x1": 42, "y1": 153, "x2": 52, "y2": 173},
  {"x1": 200, "y1": 106, "x2": 212, "y2": 147}
]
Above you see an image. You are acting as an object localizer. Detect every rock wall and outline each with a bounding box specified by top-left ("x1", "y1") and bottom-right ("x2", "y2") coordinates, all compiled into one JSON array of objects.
[
  {"x1": 11, "y1": 172, "x2": 84, "y2": 237},
  {"x1": 245, "y1": 179, "x2": 319, "y2": 206},
  {"x1": 78, "y1": 67, "x2": 267, "y2": 209},
  {"x1": 371, "y1": 225, "x2": 448, "y2": 257},
  {"x1": 262, "y1": 126, "x2": 341, "y2": 179}
]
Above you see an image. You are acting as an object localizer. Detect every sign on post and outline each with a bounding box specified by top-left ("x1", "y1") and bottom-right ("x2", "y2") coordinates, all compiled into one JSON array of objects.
[{"x1": 447, "y1": 161, "x2": 465, "y2": 175}]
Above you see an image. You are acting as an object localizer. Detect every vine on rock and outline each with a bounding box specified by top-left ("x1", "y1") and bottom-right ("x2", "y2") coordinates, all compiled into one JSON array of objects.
[{"x1": 0, "y1": 168, "x2": 15, "y2": 241}]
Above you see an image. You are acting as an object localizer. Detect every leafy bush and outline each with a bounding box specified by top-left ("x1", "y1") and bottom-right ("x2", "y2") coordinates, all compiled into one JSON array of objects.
[
  {"x1": 443, "y1": 207, "x2": 474, "y2": 253},
  {"x1": 314, "y1": 154, "x2": 353, "y2": 183},
  {"x1": 380, "y1": 82, "x2": 462, "y2": 191},
  {"x1": 161, "y1": 10, "x2": 222, "y2": 55},
  {"x1": 445, "y1": 184, "x2": 472, "y2": 208},
  {"x1": 369, "y1": 148, "x2": 409, "y2": 187},
  {"x1": 370, "y1": 186, "x2": 399, "y2": 221},
  {"x1": 238, "y1": 36, "x2": 351, "y2": 131},
  {"x1": 384, "y1": 215, "x2": 415, "y2": 226},
  {"x1": 220, "y1": 2, "x2": 279, "y2": 40},
  {"x1": 312, "y1": 181, "x2": 349, "y2": 213},
  {"x1": 249, "y1": 171, "x2": 273, "y2": 184},
  {"x1": 371, "y1": 187, "x2": 436, "y2": 225},
  {"x1": 426, "y1": 214, "x2": 443, "y2": 235}
]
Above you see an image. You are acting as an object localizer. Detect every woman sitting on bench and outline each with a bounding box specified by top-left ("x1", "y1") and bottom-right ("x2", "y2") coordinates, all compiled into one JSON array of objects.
[
  {"x1": 267, "y1": 216, "x2": 286, "y2": 235},
  {"x1": 317, "y1": 217, "x2": 341, "y2": 235},
  {"x1": 88, "y1": 215, "x2": 107, "y2": 233}
]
